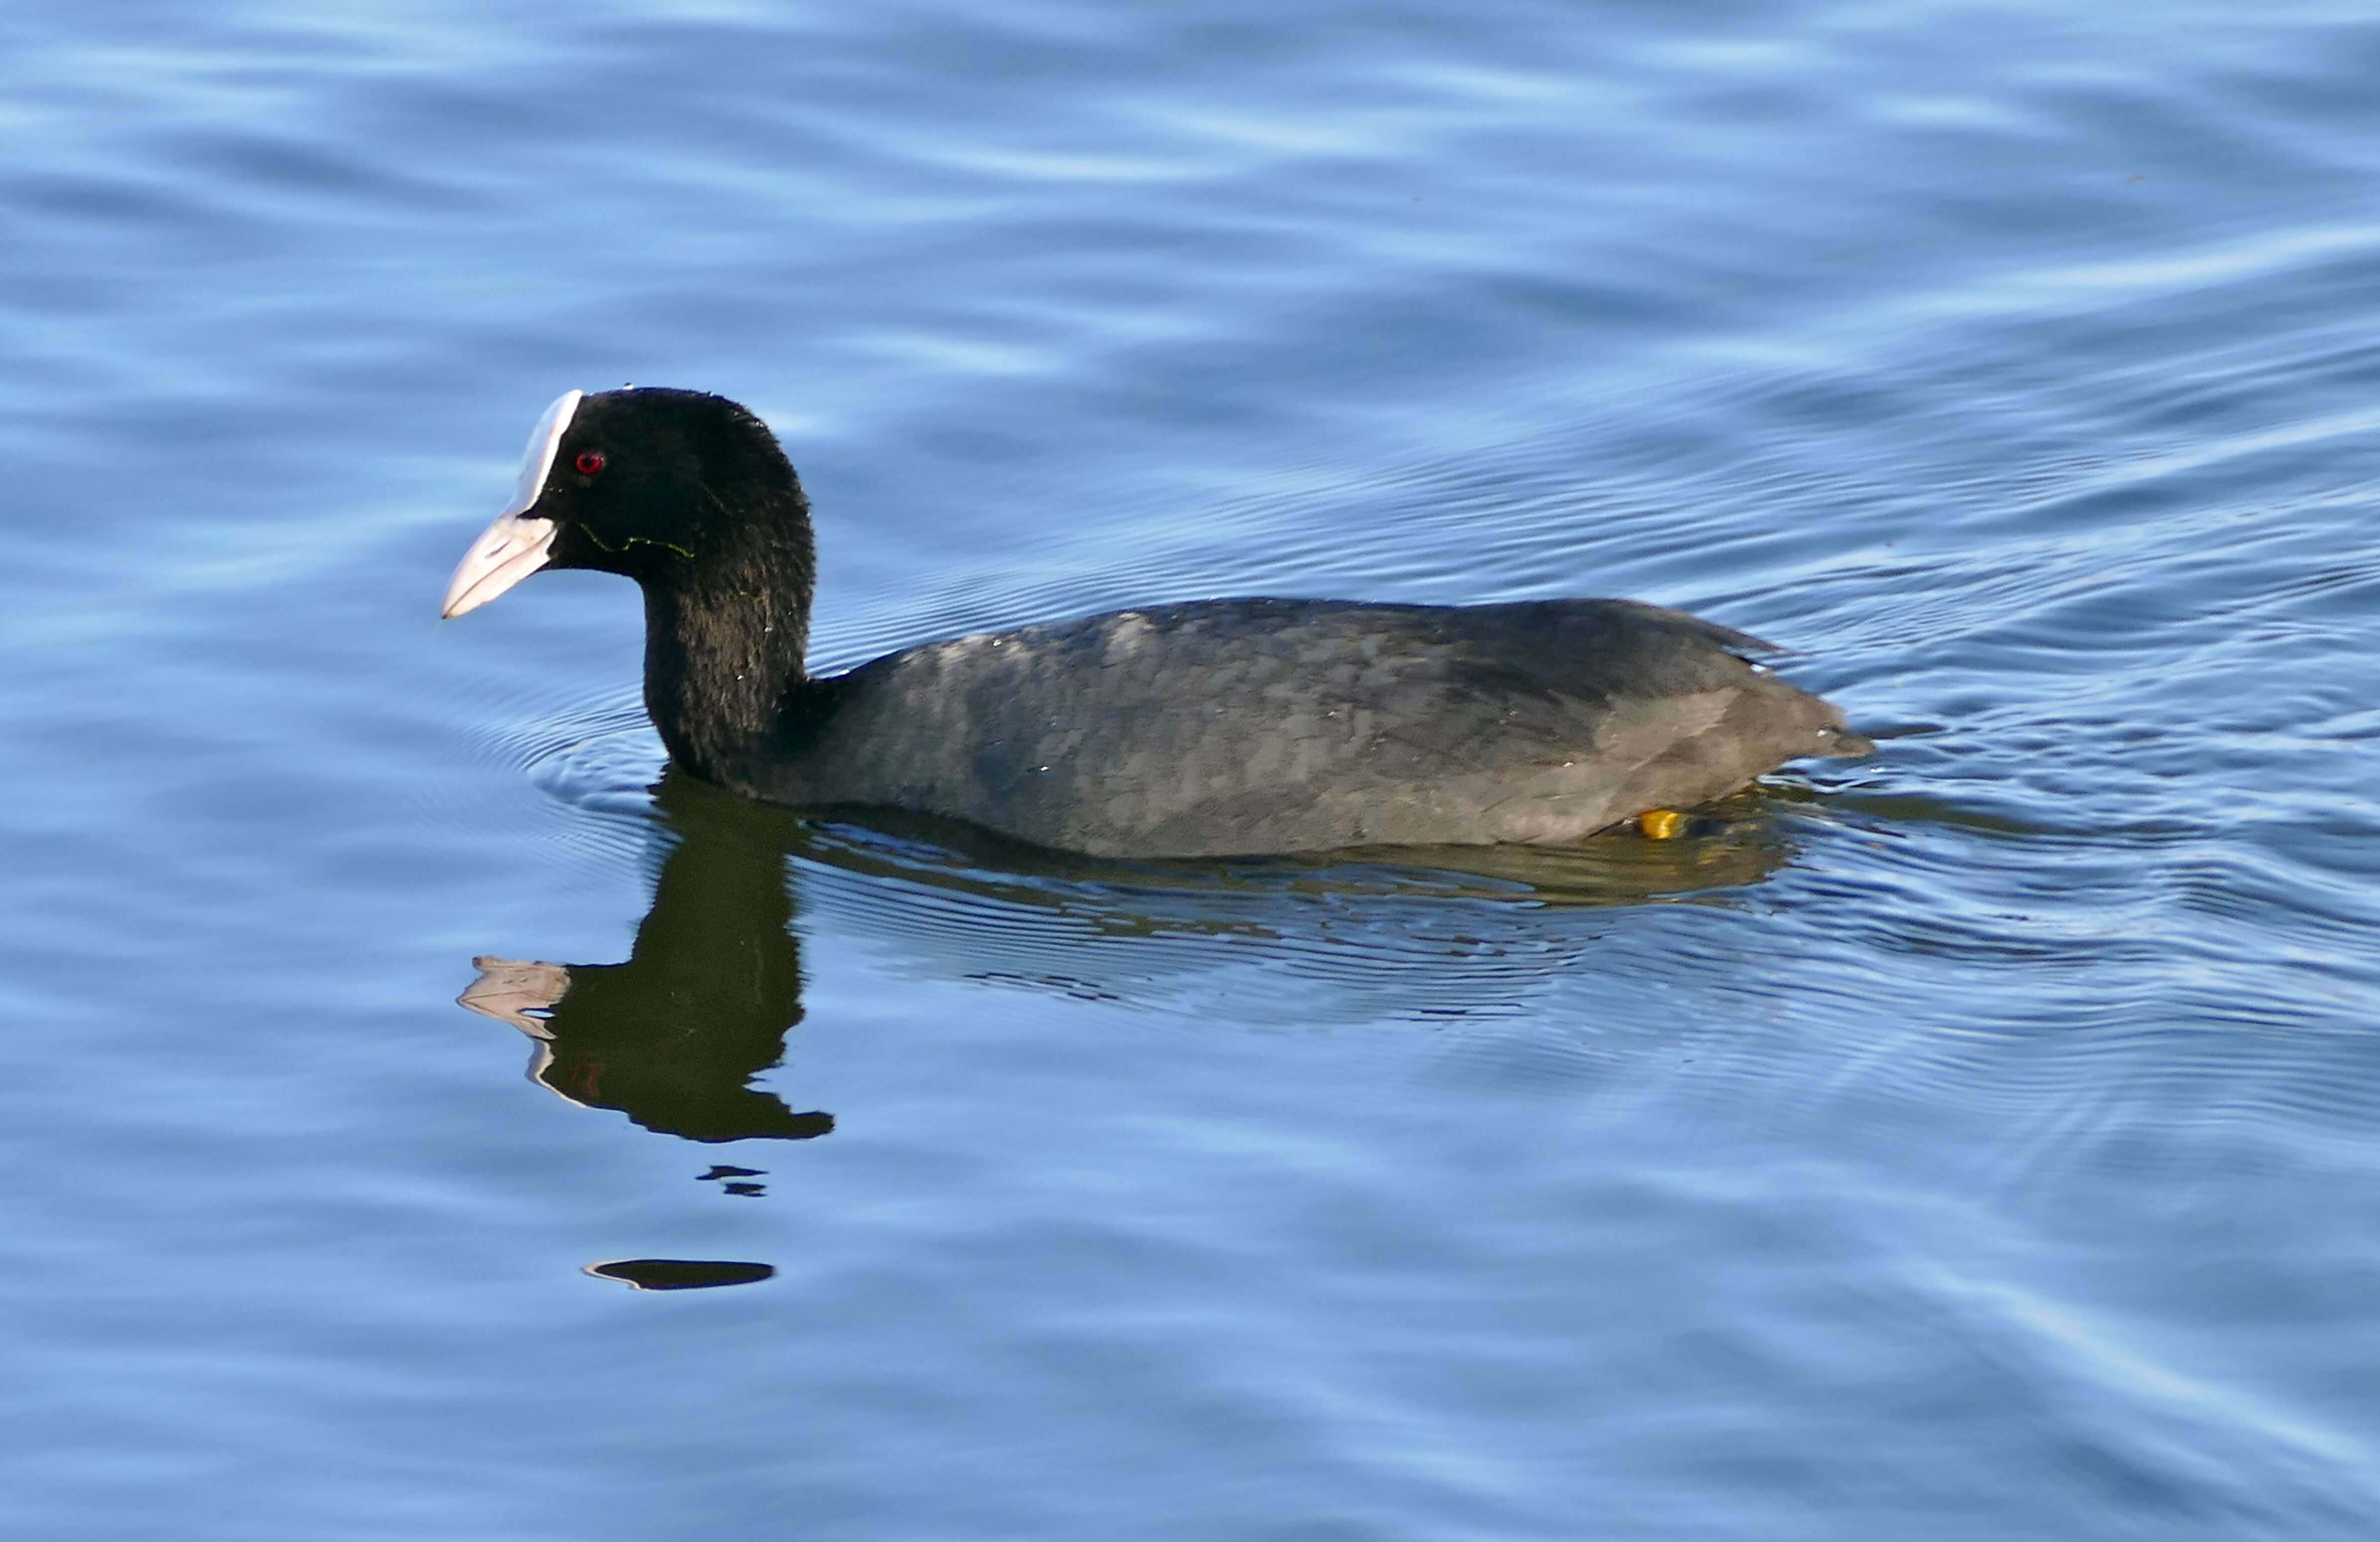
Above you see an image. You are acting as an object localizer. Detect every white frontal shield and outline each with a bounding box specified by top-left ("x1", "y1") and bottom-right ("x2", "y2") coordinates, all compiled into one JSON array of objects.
[{"x1": 440, "y1": 389, "x2": 584, "y2": 618}]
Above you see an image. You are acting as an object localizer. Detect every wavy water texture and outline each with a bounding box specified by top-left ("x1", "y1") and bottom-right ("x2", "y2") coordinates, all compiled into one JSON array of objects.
[{"x1": 2, "y1": 2, "x2": 2379, "y2": 1540}]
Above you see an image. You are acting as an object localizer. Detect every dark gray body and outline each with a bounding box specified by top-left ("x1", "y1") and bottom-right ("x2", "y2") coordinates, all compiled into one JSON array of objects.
[{"x1": 721, "y1": 597, "x2": 1866, "y2": 858}]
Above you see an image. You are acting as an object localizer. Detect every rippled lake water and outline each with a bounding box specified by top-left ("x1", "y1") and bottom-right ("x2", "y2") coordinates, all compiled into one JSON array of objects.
[{"x1": 7, "y1": 1, "x2": 2380, "y2": 1537}]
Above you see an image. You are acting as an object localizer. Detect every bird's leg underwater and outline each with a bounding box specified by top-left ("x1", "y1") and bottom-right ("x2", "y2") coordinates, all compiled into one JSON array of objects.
[{"x1": 1636, "y1": 808, "x2": 1689, "y2": 840}]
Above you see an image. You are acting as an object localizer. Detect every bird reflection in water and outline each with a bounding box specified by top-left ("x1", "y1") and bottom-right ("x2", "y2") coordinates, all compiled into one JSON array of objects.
[
  {"x1": 458, "y1": 764, "x2": 1804, "y2": 1291},
  {"x1": 460, "y1": 764, "x2": 1805, "y2": 1146},
  {"x1": 458, "y1": 772, "x2": 832, "y2": 1146}
]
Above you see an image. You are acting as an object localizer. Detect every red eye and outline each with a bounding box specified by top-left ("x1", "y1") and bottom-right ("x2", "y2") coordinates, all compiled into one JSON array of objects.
[{"x1": 574, "y1": 451, "x2": 606, "y2": 476}]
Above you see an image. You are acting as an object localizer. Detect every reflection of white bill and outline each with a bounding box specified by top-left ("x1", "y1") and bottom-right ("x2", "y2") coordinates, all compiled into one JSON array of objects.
[
  {"x1": 457, "y1": 956, "x2": 580, "y2": 1103},
  {"x1": 455, "y1": 955, "x2": 571, "y2": 1037}
]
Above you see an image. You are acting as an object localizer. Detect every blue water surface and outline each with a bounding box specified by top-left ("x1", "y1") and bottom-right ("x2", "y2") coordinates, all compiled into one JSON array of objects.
[{"x1": 5, "y1": 1, "x2": 2380, "y2": 1537}]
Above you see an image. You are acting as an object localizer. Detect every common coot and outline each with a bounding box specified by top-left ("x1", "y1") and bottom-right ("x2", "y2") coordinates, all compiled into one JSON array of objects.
[{"x1": 443, "y1": 388, "x2": 1869, "y2": 857}]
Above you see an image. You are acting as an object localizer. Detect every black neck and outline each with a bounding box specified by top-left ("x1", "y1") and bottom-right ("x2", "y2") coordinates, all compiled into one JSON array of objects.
[{"x1": 639, "y1": 508, "x2": 818, "y2": 780}]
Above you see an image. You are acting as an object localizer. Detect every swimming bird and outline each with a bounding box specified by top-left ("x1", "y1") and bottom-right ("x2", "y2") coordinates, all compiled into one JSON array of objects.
[{"x1": 443, "y1": 388, "x2": 1869, "y2": 858}]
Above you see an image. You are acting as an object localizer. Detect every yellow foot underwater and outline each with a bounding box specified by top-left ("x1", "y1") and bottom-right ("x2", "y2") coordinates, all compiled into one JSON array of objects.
[{"x1": 1636, "y1": 808, "x2": 1688, "y2": 840}]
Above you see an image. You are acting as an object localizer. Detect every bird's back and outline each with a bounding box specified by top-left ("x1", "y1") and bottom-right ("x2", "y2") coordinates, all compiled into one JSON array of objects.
[{"x1": 739, "y1": 598, "x2": 1862, "y2": 857}]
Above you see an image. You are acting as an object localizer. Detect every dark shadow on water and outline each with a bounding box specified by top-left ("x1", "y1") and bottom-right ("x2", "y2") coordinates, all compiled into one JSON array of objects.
[
  {"x1": 459, "y1": 768, "x2": 1799, "y2": 1148},
  {"x1": 585, "y1": 1258, "x2": 777, "y2": 1291}
]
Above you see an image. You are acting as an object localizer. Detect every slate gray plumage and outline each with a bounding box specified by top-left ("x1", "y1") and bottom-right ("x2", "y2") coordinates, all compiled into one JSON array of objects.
[{"x1": 444, "y1": 388, "x2": 1870, "y2": 858}]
